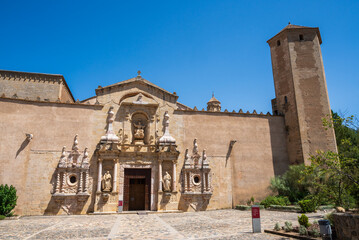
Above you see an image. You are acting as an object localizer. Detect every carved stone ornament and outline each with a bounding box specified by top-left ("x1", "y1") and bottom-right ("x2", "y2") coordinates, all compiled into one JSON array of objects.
[
  {"x1": 158, "y1": 111, "x2": 176, "y2": 145},
  {"x1": 181, "y1": 139, "x2": 212, "y2": 211},
  {"x1": 53, "y1": 135, "x2": 90, "y2": 199},
  {"x1": 101, "y1": 106, "x2": 119, "y2": 143},
  {"x1": 182, "y1": 139, "x2": 212, "y2": 194}
]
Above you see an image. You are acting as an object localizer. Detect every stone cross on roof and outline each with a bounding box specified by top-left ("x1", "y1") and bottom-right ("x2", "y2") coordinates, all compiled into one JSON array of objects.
[{"x1": 137, "y1": 70, "x2": 141, "y2": 76}]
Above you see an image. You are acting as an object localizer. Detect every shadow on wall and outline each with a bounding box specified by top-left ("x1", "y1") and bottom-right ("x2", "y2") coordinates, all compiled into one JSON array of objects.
[
  {"x1": 87, "y1": 153, "x2": 99, "y2": 213},
  {"x1": 269, "y1": 118, "x2": 290, "y2": 176},
  {"x1": 15, "y1": 138, "x2": 30, "y2": 158},
  {"x1": 178, "y1": 194, "x2": 210, "y2": 212}
]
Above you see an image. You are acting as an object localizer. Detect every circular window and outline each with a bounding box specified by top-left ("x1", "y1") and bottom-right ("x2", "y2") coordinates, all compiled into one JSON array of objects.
[
  {"x1": 67, "y1": 174, "x2": 78, "y2": 186},
  {"x1": 70, "y1": 176, "x2": 77, "y2": 184},
  {"x1": 193, "y1": 175, "x2": 201, "y2": 185}
]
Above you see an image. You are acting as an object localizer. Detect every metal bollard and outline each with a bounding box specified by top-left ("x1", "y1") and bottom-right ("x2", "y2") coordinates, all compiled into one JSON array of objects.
[{"x1": 318, "y1": 219, "x2": 332, "y2": 240}]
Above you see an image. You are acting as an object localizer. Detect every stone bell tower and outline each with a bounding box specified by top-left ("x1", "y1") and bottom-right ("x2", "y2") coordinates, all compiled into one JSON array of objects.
[{"x1": 267, "y1": 24, "x2": 337, "y2": 165}]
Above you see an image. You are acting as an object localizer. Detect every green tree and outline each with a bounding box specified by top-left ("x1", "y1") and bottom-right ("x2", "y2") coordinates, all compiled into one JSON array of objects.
[
  {"x1": 306, "y1": 112, "x2": 359, "y2": 208},
  {"x1": 0, "y1": 184, "x2": 18, "y2": 217}
]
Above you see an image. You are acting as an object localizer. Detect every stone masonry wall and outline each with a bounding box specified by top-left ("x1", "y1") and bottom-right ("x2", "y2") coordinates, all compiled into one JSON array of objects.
[
  {"x1": 174, "y1": 111, "x2": 290, "y2": 208},
  {"x1": 0, "y1": 98, "x2": 104, "y2": 215},
  {"x1": 0, "y1": 71, "x2": 74, "y2": 103}
]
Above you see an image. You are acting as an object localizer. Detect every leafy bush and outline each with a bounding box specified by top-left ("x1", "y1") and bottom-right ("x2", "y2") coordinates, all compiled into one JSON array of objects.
[
  {"x1": 311, "y1": 229, "x2": 320, "y2": 237},
  {"x1": 274, "y1": 222, "x2": 280, "y2": 231},
  {"x1": 298, "y1": 214, "x2": 310, "y2": 227},
  {"x1": 260, "y1": 196, "x2": 290, "y2": 208},
  {"x1": 299, "y1": 225, "x2": 308, "y2": 236},
  {"x1": 270, "y1": 164, "x2": 312, "y2": 203},
  {"x1": 0, "y1": 215, "x2": 5, "y2": 220},
  {"x1": 267, "y1": 205, "x2": 300, "y2": 212},
  {"x1": 307, "y1": 222, "x2": 320, "y2": 236},
  {"x1": 235, "y1": 205, "x2": 250, "y2": 211},
  {"x1": 0, "y1": 184, "x2": 18, "y2": 217},
  {"x1": 298, "y1": 199, "x2": 316, "y2": 213},
  {"x1": 246, "y1": 196, "x2": 255, "y2": 205},
  {"x1": 318, "y1": 205, "x2": 335, "y2": 210},
  {"x1": 283, "y1": 221, "x2": 293, "y2": 232},
  {"x1": 324, "y1": 212, "x2": 335, "y2": 227}
]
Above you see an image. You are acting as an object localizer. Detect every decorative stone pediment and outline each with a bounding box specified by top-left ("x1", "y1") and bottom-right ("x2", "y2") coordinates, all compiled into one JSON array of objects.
[
  {"x1": 120, "y1": 92, "x2": 159, "y2": 107},
  {"x1": 95, "y1": 74, "x2": 178, "y2": 104}
]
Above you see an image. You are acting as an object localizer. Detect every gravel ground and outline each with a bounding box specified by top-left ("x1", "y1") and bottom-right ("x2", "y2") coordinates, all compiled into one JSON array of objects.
[{"x1": 0, "y1": 209, "x2": 327, "y2": 240}]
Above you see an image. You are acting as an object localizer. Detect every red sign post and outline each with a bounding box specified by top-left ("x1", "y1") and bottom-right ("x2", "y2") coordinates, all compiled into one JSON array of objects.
[
  {"x1": 118, "y1": 200, "x2": 123, "y2": 212},
  {"x1": 251, "y1": 205, "x2": 261, "y2": 233}
]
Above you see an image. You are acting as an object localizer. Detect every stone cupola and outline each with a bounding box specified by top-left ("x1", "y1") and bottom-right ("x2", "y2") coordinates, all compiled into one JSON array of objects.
[{"x1": 207, "y1": 93, "x2": 221, "y2": 112}]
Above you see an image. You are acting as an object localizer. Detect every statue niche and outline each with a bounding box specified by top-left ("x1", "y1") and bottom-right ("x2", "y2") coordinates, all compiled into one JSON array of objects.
[
  {"x1": 101, "y1": 171, "x2": 112, "y2": 192},
  {"x1": 131, "y1": 112, "x2": 149, "y2": 145}
]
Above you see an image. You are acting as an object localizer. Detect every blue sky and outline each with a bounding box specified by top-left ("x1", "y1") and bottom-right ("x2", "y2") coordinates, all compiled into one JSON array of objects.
[{"x1": 1, "y1": 1, "x2": 358, "y2": 117}]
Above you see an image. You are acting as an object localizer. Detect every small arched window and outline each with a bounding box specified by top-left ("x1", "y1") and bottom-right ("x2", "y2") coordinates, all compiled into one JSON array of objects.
[
  {"x1": 277, "y1": 40, "x2": 281, "y2": 46},
  {"x1": 299, "y1": 34, "x2": 304, "y2": 41},
  {"x1": 284, "y1": 96, "x2": 288, "y2": 104}
]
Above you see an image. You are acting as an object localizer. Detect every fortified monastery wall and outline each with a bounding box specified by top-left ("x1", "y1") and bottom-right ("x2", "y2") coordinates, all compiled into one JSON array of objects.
[{"x1": 0, "y1": 24, "x2": 337, "y2": 216}]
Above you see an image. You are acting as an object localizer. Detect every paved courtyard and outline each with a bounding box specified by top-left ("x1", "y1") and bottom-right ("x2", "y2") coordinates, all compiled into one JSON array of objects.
[{"x1": 0, "y1": 209, "x2": 327, "y2": 240}]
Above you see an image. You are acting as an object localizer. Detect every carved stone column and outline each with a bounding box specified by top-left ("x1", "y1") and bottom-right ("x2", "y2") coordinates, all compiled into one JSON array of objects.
[
  {"x1": 61, "y1": 171, "x2": 66, "y2": 193},
  {"x1": 184, "y1": 171, "x2": 188, "y2": 192},
  {"x1": 172, "y1": 161, "x2": 176, "y2": 192},
  {"x1": 187, "y1": 172, "x2": 191, "y2": 192},
  {"x1": 84, "y1": 170, "x2": 89, "y2": 193},
  {"x1": 159, "y1": 160, "x2": 163, "y2": 192},
  {"x1": 97, "y1": 159, "x2": 103, "y2": 193},
  {"x1": 79, "y1": 171, "x2": 83, "y2": 193},
  {"x1": 113, "y1": 159, "x2": 118, "y2": 192},
  {"x1": 55, "y1": 172, "x2": 61, "y2": 193}
]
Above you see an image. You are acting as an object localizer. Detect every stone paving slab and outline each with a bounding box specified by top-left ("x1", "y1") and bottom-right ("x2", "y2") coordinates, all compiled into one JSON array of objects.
[{"x1": 0, "y1": 209, "x2": 327, "y2": 240}]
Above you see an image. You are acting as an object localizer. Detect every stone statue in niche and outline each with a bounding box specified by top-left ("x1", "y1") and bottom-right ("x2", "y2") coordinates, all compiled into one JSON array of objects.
[
  {"x1": 162, "y1": 171, "x2": 172, "y2": 192},
  {"x1": 133, "y1": 120, "x2": 146, "y2": 144},
  {"x1": 102, "y1": 171, "x2": 112, "y2": 192}
]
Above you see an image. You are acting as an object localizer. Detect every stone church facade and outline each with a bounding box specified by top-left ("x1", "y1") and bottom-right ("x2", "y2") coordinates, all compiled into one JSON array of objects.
[{"x1": 0, "y1": 25, "x2": 336, "y2": 215}]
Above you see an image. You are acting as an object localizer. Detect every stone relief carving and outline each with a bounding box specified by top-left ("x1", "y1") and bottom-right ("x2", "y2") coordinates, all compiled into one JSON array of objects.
[
  {"x1": 133, "y1": 120, "x2": 146, "y2": 140},
  {"x1": 162, "y1": 171, "x2": 172, "y2": 192},
  {"x1": 53, "y1": 135, "x2": 90, "y2": 197},
  {"x1": 182, "y1": 139, "x2": 212, "y2": 211}
]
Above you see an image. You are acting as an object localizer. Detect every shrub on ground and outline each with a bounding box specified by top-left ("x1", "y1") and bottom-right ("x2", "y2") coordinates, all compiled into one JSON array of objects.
[
  {"x1": 274, "y1": 222, "x2": 280, "y2": 231},
  {"x1": 299, "y1": 225, "x2": 308, "y2": 236},
  {"x1": 298, "y1": 214, "x2": 310, "y2": 228},
  {"x1": 235, "y1": 205, "x2": 251, "y2": 211},
  {"x1": 0, "y1": 184, "x2": 17, "y2": 217},
  {"x1": 0, "y1": 215, "x2": 5, "y2": 220},
  {"x1": 260, "y1": 196, "x2": 290, "y2": 208},
  {"x1": 268, "y1": 205, "x2": 300, "y2": 212},
  {"x1": 298, "y1": 199, "x2": 316, "y2": 213},
  {"x1": 283, "y1": 221, "x2": 293, "y2": 232},
  {"x1": 324, "y1": 212, "x2": 335, "y2": 226}
]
